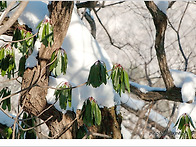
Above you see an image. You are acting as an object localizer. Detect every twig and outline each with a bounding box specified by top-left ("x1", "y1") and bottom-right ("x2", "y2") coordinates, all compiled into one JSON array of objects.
[
  {"x1": 0, "y1": 1, "x2": 16, "y2": 25},
  {"x1": 0, "y1": 1, "x2": 29, "y2": 35},
  {"x1": 19, "y1": 115, "x2": 53, "y2": 132},
  {"x1": 0, "y1": 32, "x2": 37, "y2": 43},
  {"x1": 141, "y1": 101, "x2": 155, "y2": 138},
  {"x1": 167, "y1": 2, "x2": 190, "y2": 71},
  {"x1": 159, "y1": 102, "x2": 176, "y2": 139},
  {"x1": 12, "y1": 96, "x2": 27, "y2": 139},
  {"x1": 92, "y1": 8, "x2": 124, "y2": 49}
]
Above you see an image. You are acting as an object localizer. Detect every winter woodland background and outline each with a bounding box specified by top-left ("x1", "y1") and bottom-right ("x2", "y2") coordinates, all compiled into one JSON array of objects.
[{"x1": 0, "y1": 1, "x2": 196, "y2": 139}]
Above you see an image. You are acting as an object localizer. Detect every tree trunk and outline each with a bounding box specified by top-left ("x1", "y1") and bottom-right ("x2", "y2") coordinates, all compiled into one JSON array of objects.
[
  {"x1": 145, "y1": 1, "x2": 175, "y2": 90},
  {"x1": 20, "y1": 1, "x2": 76, "y2": 139}
]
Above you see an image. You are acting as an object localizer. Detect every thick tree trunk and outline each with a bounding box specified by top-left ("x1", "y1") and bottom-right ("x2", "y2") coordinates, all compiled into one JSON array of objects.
[{"x1": 20, "y1": 1, "x2": 76, "y2": 139}]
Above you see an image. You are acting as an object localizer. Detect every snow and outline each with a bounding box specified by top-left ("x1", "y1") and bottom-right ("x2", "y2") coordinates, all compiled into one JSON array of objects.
[
  {"x1": 1, "y1": 1, "x2": 195, "y2": 138},
  {"x1": 61, "y1": 7, "x2": 117, "y2": 109},
  {"x1": 130, "y1": 81, "x2": 166, "y2": 93},
  {"x1": 121, "y1": 93, "x2": 145, "y2": 111},
  {"x1": 121, "y1": 124, "x2": 132, "y2": 139},
  {"x1": 8, "y1": 1, "x2": 49, "y2": 33},
  {"x1": 0, "y1": 110, "x2": 14, "y2": 127},
  {"x1": 25, "y1": 40, "x2": 42, "y2": 68},
  {"x1": 170, "y1": 69, "x2": 196, "y2": 103},
  {"x1": 153, "y1": 1, "x2": 168, "y2": 14}
]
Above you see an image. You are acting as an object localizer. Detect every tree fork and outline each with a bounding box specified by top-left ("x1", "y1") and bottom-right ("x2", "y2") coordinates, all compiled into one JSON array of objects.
[{"x1": 20, "y1": 1, "x2": 75, "y2": 139}]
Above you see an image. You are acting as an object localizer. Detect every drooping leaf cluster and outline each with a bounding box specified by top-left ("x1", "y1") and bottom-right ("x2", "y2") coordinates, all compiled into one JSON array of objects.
[
  {"x1": 86, "y1": 60, "x2": 107, "y2": 88},
  {"x1": 0, "y1": 46, "x2": 15, "y2": 78},
  {"x1": 54, "y1": 82, "x2": 72, "y2": 110},
  {"x1": 12, "y1": 28, "x2": 34, "y2": 55},
  {"x1": 0, "y1": 87, "x2": 11, "y2": 111},
  {"x1": 36, "y1": 17, "x2": 53, "y2": 47},
  {"x1": 81, "y1": 97, "x2": 102, "y2": 127},
  {"x1": 174, "y1": 113, "x2": 195, "y2": 139},
  {"x1": 109, "y1": 64, "x2": 130, "y2": 96},
  {"x1": 49, "y1": 49, "x2": 68, "y2": 77},
  {"x1": 0, "y1": 1, "x2": 7, "y2": 12}
]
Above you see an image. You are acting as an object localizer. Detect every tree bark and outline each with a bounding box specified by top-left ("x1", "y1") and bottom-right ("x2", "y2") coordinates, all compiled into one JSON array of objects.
[
  {"x1": 145, "y1": 1, "x2": 175, "y2": 90},
  {"x1": 20, "y1": 1, "x2": 75, "y2": 139}
]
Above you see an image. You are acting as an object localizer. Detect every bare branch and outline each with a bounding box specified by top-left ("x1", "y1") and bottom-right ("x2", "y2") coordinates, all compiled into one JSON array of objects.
[
  {"x1": 0, "y1": 1, "x2": 16, "y2": 25},
  {"x1": 167, "y1": 2, "x2": 190, "y2": 71},
  {"x1": 0, "y1": 1, "x2": 29, "y2": 35}
]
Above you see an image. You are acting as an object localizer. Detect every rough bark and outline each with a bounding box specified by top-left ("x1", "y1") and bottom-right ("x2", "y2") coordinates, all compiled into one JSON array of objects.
[
  {"x1": 20, "y1": 1, "x2": 75, "y2": 139},
  {"x1": 145, "y1": 1, "x2": 175, "y2": 90}
]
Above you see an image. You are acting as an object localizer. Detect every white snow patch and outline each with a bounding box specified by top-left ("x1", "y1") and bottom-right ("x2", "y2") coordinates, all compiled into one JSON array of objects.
[
  {"x1": 170, "y1": 69, "x2": 196, "y2": 103},
  {"x1": 25, "y1": 40, "x2": 41, "y2": 68},
  {"x1": 121, "y1": 93, "x2": 145, "y2": 111},
  {"x1": 0, "y1": 111, "x2": 15, "y2": 127},
  {"x1": 153, "y1": 1, "x2": 168, "y2": 14},
  {"x1": 121, "y1": 124, "x2": 131, "y2": 139},
  {"x1": 130, "y1": 81, "x2": 166, "y2": 93},
  {"x1": 8, "y1": 1, "x2": 49, "y2": 33},
  {"x1": 61, "y1": 7, "x2": 117, "y2": 109}
]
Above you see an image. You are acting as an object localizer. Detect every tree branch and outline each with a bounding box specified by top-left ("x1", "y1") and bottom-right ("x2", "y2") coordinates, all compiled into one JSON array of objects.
[
  {"x1": 0, "y1": 1, "x2": 28, "y2": 35},
  {"x1": 145, "y1": 1, "x2": 175, "y2": 90},
  {"x1": 0, "y1": 1, "x2": 16, "y2": 25}
]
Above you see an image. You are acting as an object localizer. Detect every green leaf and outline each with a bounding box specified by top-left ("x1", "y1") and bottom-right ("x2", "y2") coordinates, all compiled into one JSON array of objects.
[
  {"x1": 25, "y1": 31, "x2": 34, "y2": 47},
  {"x1": 0, "y1": 1, "x2": 7, "y2": 11},
  {"x1": 36, "y1": 20, "x2": 43, "y2": 29},
  {"x1": 0, "y1": 48, "x2": 4, "y2": 60},
  {"x1": 124, "y1": 70, "x2": 130, "y2": 93},
  {"x1": 77, "y1": 125, "x2": 87, "y2": 139},
  {"x1": 68, "y1": 88, "x2": 72, "y2": 108},
  {"x1": 59, "y1": 92, "x2": 67, "y2": 110},
  {"x1": 100, "y1": 61, "x2": 107, "y2": 85},
  {"x1": 7, "y1": 127, "x2": 12, "y2": 139},
  {"x1": 41, "y1": 23, "x2": 46, "y2": 41},
  {"x1": 186, "y1": 126, "x2": 192, "y2": 139},
  {"x1": 178, "y1": 115, "x2": 185, "y2": 130},
  {"x1": 185, "y1": 115, "x2": 190, "y2": 125},
  {"x1": 18, "y1": 56, "x2": 26, "y2": 77},
  {"x1": 189, "y1": 116, "x2": 195, "y2": 129},
  {"x1": 83, "y1": 100, "x2": 93, "y2": 127},
  {"x1": 94, "y1": 102, "x2": 101, "y2": 126},
  {"x1": 55, "y1": 51, "x2": 62, "y2": 76},
  {"x1": 180, "y1": 125, "x2": 186, "y2": 139},
  {"x1": 49, "y1": 51, "x2": 57, "y2": 72},
  {"x1": 2, "y1": 99, "x2": 7, "y2": 110},
  {"x1": 61, "y1": 52, "x2": 68, "y2": 75},
  {"x1": 121, "y1": 69, "x2": 125, "y2": 93},
  {"x1": 86, "y1": 60, "x2": 107, "y2": 88}
]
